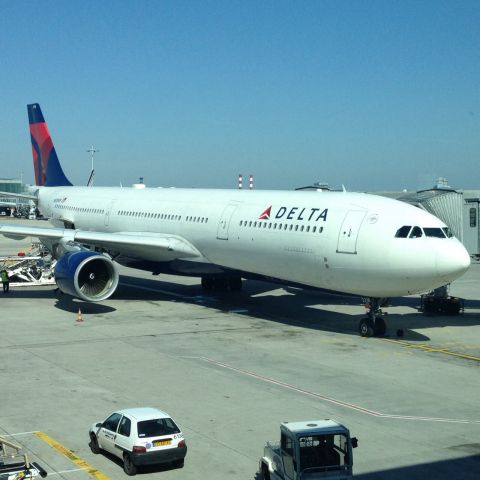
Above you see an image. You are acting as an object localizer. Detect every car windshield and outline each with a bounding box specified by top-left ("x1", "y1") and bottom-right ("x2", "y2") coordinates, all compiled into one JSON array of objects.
[{"x1": 137, "y1": 418, "x2": 180, "y2": 438}]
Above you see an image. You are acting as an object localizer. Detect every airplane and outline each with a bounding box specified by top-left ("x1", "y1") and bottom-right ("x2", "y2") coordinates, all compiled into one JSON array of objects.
[{"x1": 0, "y1": 103, "x2": 471, "y2": 337}]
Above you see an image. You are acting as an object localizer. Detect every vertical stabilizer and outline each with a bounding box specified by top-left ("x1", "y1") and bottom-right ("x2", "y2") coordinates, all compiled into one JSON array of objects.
[{"x1": 28, "y1": 103, "x2": 72, "y2": 187}]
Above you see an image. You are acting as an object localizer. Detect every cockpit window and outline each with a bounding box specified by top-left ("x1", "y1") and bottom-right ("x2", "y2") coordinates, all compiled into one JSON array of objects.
[
  {"x1": 442, "y1": 227, "x2": 453, "y2": 238},
  {"x1": 424, "y1": 228, "x2": 446, "y2": 238},
  {"x1": 395, "y1": 226, "x2": 411, "y2": 238},
  {"x1": 409, "y1": 226, "x2": 423, "y2": 238}
]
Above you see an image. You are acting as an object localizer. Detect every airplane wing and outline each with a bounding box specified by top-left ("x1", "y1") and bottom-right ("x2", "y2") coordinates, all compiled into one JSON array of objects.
[{"x1": 0, "y1": 224, "x2": 201, "y2": 260}]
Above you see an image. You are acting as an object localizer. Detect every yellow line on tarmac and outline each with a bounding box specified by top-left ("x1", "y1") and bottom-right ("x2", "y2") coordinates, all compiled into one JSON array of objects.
[
  {"x1": 381, "y1": 338, "x2": 480, "y2": 362},
  {"x1": 35, "y1": 431, "x2": 111, "y2": 480}
]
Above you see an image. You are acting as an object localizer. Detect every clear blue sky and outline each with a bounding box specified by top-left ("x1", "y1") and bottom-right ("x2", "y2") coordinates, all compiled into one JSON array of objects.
[{"x1": 1, "y1": 0, "x2": 479, "y2": 191}]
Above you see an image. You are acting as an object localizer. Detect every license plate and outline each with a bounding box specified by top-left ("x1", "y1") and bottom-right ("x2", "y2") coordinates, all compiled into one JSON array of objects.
[{"x1": 153, "y1": 439, "x2": 171, "y2": 447}]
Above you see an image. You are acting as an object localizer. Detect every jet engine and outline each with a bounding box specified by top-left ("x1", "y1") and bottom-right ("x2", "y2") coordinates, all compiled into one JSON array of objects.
[{"x1": 54, "y1": 251, "x2": 119, "y2": 302}]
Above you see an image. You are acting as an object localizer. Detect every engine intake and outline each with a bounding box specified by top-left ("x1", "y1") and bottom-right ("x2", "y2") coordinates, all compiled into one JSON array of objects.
[{"x1": 54, "y1": 251, "x2": 119, "y2": 302}]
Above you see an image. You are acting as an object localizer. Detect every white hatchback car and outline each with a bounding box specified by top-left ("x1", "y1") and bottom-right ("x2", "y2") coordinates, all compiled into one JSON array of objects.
[{"x1": 89, "y1": 407, "x2": 187, "y2": 476}]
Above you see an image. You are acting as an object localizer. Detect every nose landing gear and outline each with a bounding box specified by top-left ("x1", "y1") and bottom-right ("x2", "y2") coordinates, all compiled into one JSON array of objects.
[{"x1": 359, "y1": 298, "x2": 387, "y2": 337}]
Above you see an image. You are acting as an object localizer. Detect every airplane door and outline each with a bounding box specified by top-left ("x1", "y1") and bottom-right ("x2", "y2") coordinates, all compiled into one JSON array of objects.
[
  {"x1": 336, "y1": 210, "x2": 366, "y2": 254},
  {"x1": 217, "y1": 203, "x2": 238, "y2": 240},
  {"x1": 104, "y1": 200, "x2": 115, "y2": 227}
]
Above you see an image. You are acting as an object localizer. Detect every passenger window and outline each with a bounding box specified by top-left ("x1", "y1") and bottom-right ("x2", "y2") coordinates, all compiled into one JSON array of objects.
[
  {"x1": 118, "y1": 416, "x2": 131, "y2": 437},
  {"x1": 103, "y1": 413, "x2": 122, "y2": 432},
  {"x1": 281, "y1": 433, "x2": 296, "y2": 478},
  {"x1": 409, "y1": 226, "x2": 423, "y2": 238},
  {"x1": 395, "y1": 226, "x2": 411, "y2": 238}
]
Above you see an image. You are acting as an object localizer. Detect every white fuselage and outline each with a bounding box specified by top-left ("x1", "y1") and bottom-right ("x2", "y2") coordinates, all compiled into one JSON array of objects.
[{"x1": 37, "y1": 186, "x2": 470, "y2": 298}]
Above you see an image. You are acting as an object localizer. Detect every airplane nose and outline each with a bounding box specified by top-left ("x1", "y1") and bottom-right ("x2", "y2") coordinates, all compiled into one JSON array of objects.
[{"x1": 435, "y1": 242, "x2": 471, "y2": 280}]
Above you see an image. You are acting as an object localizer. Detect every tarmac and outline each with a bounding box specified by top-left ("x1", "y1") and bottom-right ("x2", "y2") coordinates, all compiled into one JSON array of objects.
[{"x1": 0, "y1": 219, "x2": 479, "y2": 479}]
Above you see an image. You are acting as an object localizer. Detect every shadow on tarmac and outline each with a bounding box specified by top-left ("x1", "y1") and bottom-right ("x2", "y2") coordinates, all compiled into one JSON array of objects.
[
  {"x1": 97, "y1": 449, "x2": 183, "y2": 475},
  {"x1": 6, "y1": 275, "x2": 480, "y2": 342},
  {"x1": 113, "y1": 275, "x2": 480, "y2": 343},
  {"x1": 252, "y1": 453, "x2": 480, "y2": 480},
  {"x1": 54, "y1": 293, "x2": 115, "y2": 314}
]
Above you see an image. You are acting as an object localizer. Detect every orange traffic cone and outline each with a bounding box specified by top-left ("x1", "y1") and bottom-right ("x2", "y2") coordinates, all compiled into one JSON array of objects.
[{"x1": 76, "y1": 308, "x2": 83, "y2": 322}]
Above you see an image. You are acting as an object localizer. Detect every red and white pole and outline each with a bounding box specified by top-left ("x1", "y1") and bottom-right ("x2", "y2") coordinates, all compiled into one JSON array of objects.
[
  {"x1": 238, "y1": 174, "x2": 243, "y2": 189},
  {"x1": 249, "y1": 174, "x2": 253, "y2": 190}
]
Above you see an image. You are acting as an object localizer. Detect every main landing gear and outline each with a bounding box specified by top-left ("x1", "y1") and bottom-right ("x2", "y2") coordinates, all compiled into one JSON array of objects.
[
  {"x1": 201, "y1": 275, "x2": 242, "y2": 292},
  {"x1": 359, "y1": 298, "x2": 387, "y2": 337}
]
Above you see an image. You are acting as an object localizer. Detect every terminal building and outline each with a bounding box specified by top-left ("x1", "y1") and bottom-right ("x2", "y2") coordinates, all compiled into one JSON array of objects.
[{"x1": 0, "y1": 178, "x2": 31, "y2": 216}]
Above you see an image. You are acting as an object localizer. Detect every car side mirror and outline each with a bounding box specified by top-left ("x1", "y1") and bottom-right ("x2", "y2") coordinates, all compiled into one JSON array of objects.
[
  {"x1": 96, "y1": 422, "x2": 103, "y2": 428},
  {"x1": 351, "y1": 437, "x2": 358, "y2": 448}
]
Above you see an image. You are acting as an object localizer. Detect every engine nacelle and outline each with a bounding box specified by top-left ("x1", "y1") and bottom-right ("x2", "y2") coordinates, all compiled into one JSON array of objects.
[{"x1": 54, "y1": 251, "x2": 119, "y2": 302}]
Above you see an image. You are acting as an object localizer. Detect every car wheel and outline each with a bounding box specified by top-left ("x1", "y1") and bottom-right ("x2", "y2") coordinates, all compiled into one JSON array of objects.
[
  {"x1": 123, "y1": 453, "x2": 137, "y2": 476},
  {"x1": 89, "y1": 434, "x2": 100, "y2": 454},
  {"x1": 173, "y1": 459, "x2": 184, "y2": 468}
]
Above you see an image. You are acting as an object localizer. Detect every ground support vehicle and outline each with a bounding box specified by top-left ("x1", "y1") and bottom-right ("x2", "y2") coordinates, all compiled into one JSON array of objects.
[
  {"x1": 89, "y1": 407, "x2": 187, "y2": 476},
  {"x1": 0, "y1": 243, "x2": 55, "y2": 288},
  {"x1": 0, "y1": 435, "x2": 47, "y2": 479},
  {"x1": 259, "y1": 420, "x2": 358, "y2": 480},
  {"x1": 420, "y1": 285, "x2": 464, "y2": 315}
]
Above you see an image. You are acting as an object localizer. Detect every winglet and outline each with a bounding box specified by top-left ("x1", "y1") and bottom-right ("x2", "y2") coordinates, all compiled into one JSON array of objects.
[{"x1": 28, "y1": 103, "x2": 72, "y2": 187}]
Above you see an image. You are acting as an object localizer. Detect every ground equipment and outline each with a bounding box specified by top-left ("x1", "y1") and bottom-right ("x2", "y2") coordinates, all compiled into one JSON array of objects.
[
  {"x1": 0, "y1": 435, "x2": 47, "y2": 479},
  {"x1": 259, "y1": 420, "x2": 358, "y2": 480}
]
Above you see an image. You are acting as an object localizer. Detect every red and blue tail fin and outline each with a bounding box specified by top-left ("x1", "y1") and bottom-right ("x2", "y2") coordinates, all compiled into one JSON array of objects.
[{"x1": 28, "y1": 103, "x2": 72, "y2": 187}]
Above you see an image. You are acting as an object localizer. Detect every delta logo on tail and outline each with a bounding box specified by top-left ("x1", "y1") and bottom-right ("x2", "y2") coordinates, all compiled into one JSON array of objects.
[
  {"x1": 259, "y1": 205, "x2": 328, "y2": 222},
  {"x1": 28, "y1": 103, "x2": 72, "y2": 187}
]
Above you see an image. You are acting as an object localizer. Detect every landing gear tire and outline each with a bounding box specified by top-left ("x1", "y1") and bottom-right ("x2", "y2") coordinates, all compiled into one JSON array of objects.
[
  {"x1": 373, "y1": 317, "x2": 386, "y2": 337},
  {"x1": 123, "y1": 453, "x2": 137, "y2": 476},
  {"x1": 359, "y1": 318, "x2": 374, "y2": 337},
  {"x1": 361, "y1": 297, "x2": 388, "y2": 337}
]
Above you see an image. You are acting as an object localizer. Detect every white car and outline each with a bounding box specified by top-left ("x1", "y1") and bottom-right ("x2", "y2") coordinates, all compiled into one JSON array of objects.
[{"x1": 89, "y1": 407, "x2": 187, "y2": 476}]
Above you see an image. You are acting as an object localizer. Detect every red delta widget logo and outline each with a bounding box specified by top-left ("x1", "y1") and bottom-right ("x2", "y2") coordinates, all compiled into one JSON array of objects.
[{"x1": 259, "y1": 206, "x2": 328, "y2": 222}]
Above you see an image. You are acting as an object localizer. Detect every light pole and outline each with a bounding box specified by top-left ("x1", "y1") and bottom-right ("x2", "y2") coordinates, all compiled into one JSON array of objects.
[
  {"x1": 86, "y1": 145, "x2": 99, "y2": 172},
  {"x1": 86, "y1": 146, "x2": 99, "y2": 187}
]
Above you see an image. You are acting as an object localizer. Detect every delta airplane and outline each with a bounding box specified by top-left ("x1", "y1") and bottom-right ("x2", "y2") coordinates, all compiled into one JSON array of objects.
[{"x1": 0, "y1": 104, "x2": 471, "y2": 337}]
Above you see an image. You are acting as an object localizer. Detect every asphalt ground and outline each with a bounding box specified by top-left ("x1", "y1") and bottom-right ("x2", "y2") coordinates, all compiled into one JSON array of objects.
[{"x1": 0, "y1": 219, "x2": 479, "y2": 479}]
